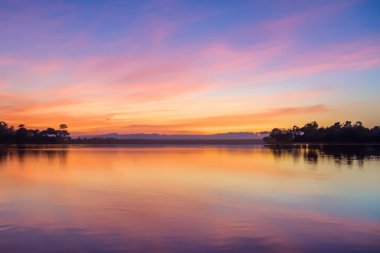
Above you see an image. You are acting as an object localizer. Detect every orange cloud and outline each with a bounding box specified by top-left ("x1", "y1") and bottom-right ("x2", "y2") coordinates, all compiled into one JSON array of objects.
[
  {"x1": 0, "y1": 0, "x2": 378, "y2": 134},
  {"x1": 116, "y1": 104, "x2": 330, "y2": 134}
]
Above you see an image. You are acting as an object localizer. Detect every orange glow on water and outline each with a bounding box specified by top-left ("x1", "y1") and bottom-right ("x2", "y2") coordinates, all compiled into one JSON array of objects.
[{"x1": 0, "y1": 146, "x2": 379, "y2": 252}]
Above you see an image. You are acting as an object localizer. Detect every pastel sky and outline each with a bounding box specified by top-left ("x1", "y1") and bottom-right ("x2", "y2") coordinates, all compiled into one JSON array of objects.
[{"x1": 1, "y1": 0, "x2": 380, "y2": 135}]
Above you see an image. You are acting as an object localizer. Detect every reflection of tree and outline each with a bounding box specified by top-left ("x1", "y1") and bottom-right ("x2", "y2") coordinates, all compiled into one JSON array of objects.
[
  {"x1": 0, "y1": 149, "x2": 8, "y2": 165},
  {"x1": 268, "y1": 145, "x2": 380, "y2": 168},
  {"x1": 271, "y1": 145, "x2": 302, "y2": 161},
  {"x1": 304, "y1": 149, "x2": 318, "y2": 164},
  {"x1": 0, "y1": 146, "x2": 68, "y2": 167}
]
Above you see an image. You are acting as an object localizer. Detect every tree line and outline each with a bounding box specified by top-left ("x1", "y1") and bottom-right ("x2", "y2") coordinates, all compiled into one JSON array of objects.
[
  {"x1": 0, "y1": 121, "x2": 70, "y2": 144},
  {"x1": 264, "y1": 121, "x2": 380, "y2": 143}
]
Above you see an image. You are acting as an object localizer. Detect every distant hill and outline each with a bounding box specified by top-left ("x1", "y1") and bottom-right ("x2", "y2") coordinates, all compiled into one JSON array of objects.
[{"x1": 78, "y1": 132, "x2": 269, "y2": 140}]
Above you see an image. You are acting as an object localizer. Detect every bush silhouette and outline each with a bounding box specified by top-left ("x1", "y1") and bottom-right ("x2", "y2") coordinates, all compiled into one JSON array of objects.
[
  {"x1": 0, "y1": 121, "x2": 70, "y2": 144},
  {"x1": 265, "y1": 121, "x2": 379, "y2": 143}
]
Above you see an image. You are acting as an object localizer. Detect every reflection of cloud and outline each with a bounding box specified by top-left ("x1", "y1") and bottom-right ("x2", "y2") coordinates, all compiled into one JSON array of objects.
[
  {"x1": 0, "y1": 226, "x2": 282, "y2": 253},
  {"x1": 1, "y1": 146, "x2": 380, "y2": 252},
  {"x1": 0, "y1": 212, "x2": 379, "y2": 253},
  {"x1": 0, "y1": 226, "x2": 122, "y2": 253}
]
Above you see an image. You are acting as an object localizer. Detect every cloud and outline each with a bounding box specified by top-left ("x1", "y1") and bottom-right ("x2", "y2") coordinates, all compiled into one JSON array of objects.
[
  {"x1": 118, "y1": 104, "x2": 330, "y2": 133},
  {"x1": 229, "y1": 40, "x2": 380, "y2": 87},
  {"x1": 0, "y1": 0, "x2": 379, "y2": 133}
]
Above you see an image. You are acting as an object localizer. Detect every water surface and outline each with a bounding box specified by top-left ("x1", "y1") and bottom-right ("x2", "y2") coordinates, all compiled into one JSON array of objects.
[{"x1": 0, "y1": 145, "x2": 379, "y2": 252}]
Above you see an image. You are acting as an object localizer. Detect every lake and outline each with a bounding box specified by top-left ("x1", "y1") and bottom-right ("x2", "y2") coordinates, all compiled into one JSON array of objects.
[{"x1": 0, "y1": 145, "x2": 379, "y2": 252}]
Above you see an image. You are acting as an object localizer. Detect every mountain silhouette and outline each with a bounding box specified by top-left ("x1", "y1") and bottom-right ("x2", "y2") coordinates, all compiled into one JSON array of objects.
[{"x1": 79, "y1": 132, "x2": 269, "y2": 140}]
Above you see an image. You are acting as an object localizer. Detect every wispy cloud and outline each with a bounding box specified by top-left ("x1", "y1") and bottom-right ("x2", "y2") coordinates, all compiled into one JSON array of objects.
[{"x1": 0, "y1": 0, "x2": 379, "y2": 133}]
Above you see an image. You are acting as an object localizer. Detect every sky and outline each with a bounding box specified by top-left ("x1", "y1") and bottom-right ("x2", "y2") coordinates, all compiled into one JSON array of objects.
[{"x1": 0, "y1": 0, "x2": 380, "y2": 135}]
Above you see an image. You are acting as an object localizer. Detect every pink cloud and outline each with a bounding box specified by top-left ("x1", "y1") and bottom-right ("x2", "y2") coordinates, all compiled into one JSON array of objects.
[
  {"x1": 0, "y1": 0, "x2": 378, "y2": 134},
  {"x1": 225, "y1": 40, "x2": 380, "y2": 87}
]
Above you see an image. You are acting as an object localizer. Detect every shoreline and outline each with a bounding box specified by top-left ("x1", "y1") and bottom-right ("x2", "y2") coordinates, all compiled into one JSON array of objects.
[
  {"x1": 0, "y1": 139, "x2": 263, "y2": 146},
  {"x1": 2, "y1": 141, "x2": 380, "y2": 147}
]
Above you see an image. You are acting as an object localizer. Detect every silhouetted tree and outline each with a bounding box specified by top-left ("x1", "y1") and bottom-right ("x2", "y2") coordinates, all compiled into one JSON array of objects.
[
  {"x1": 0, "y1": 121, "x2": 71, "y2": 144},
  {"x1": 57, "y1": 124, "x2": 70, "y2": 140},
  {"x1": 265, "y1": 121, "x2": 380, "y2": 143}
]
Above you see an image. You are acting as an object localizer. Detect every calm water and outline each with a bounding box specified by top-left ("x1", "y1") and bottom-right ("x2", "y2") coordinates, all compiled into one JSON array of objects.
[{"x1": 0, "y1": 145, "x2": 379, "y2": 253}]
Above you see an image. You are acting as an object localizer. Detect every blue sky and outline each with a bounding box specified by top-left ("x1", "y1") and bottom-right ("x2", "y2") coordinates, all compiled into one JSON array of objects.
[{"x1": 0, "y1": 0, "x2": 379, "y2": 134}]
